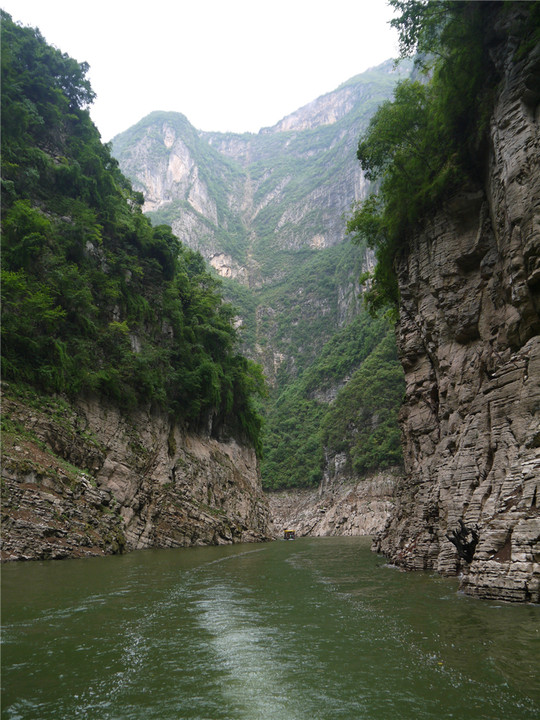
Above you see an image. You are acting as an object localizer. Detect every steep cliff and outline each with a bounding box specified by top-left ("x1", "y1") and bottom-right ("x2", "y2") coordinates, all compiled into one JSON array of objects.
[
  {"x1": 1, "y1": 386, "x2": 272, "y2": 561},
  {"x1": 268, "y1": 471, "x2": 398, "y2": 539},
  {"x1": 374, "y1": 12, "x2": 540, "y2": 602}
]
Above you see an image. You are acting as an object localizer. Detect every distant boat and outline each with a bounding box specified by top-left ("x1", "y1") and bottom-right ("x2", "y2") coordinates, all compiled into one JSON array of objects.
[{"x1": 283, "y1": 530, "x2": 296, "y2": 540}]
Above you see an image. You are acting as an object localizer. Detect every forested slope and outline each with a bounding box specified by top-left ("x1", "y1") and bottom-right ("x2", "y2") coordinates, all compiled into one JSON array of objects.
[
  {"x1": 1, "y1": 11, "x2": 264, "y2": 449},
  {"x1": 0, "y1": 12, "x2": 272, "y2": 559}
]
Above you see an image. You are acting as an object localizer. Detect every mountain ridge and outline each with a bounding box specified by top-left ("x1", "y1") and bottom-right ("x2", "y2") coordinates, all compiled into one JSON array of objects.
[
  {"x1": 112, "y1": 59, "x2": 411, "y2": 288},
  {"x1": 259, "y1": 60, "x2": 404, "y2": 134}
]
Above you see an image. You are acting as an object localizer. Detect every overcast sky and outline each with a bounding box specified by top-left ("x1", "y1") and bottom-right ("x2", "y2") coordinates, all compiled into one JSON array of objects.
[{"x1": 2, "y1": 0, "x2": 400, "y2": 142}]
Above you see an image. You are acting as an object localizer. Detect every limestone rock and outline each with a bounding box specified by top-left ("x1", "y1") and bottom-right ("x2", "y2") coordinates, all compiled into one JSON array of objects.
[
  {"x1": 268, "y1": 470, "x2": 398, "y2": 539},
  {"x1": 1, "y1": 390, "x2": 272, "y2": 561},
  {"x1": 374, "y1": 17, "x2": 540, "y2": 602}
]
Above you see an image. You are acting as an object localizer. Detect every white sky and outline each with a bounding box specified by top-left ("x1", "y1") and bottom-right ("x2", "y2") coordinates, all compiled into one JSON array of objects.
[{"x1": 2, "y1": 0, "x2": 400, "y2": 142}]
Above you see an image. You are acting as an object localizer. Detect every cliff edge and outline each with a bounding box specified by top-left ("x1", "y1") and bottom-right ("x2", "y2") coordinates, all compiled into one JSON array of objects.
[{"x1": 374, "y1": 10, "x2": 540, "y2": 602}]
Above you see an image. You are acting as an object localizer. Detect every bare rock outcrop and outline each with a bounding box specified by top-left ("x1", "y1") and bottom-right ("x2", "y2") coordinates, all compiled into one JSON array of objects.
[
  {"x1": 374, "y1": 16, "x2": 540, "y2": 602},
  {"x1": 1, "y1": 389, "x2": 272, "y2": 561},
  {"x1": 268, "y1": 469, "x2": 398, "y2": 539}
]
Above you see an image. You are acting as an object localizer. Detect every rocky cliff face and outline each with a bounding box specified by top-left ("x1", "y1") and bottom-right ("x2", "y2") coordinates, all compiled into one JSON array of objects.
[
  {"x1": 374, "y1": 23, "x2": 540, "y2": 602},
  {"x1": 269, "y1": 469, "x2": 398, "y2": 539},
  {"x1": 1, "y1": 387, "x2": 272, "y2": 561},
  {"x1": 266, "y1": 76, "x2": 380, "y2": 134}
]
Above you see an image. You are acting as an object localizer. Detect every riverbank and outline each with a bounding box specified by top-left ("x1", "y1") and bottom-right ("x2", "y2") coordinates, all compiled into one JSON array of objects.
[{"x1": 1, "y1": 384, "x2": 271, "y2": 561}]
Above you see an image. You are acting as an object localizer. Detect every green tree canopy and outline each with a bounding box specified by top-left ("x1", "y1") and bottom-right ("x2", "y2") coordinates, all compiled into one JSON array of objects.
[
  {"x1": 348, "y1": 1, "x2": 538, "y2": 313},
  {"x1": 1, "y1": 11, "x2": 265, "y2": 452}
]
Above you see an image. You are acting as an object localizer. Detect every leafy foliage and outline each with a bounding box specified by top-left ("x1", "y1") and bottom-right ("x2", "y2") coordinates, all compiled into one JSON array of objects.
[
  {"x1": 261, "y1": 315, "x2": 404, "y2": 490},
  {"x1": 348, "y1": 1, "x2": 536, "y2": 312},
  {"x1": 1, "y1": 12, "x2": 264, "y2": 450},
  {"x1": 321, "y1": 331, "x2": 404, "y2": 475}
]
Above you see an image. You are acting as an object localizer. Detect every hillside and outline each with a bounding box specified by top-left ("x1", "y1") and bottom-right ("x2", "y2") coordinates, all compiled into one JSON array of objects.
[
  {"x1": 0, "y1": 11, "x2": 272, "y2": 559},
  {"x1": 112, "y1": 60, "x2": 410, "y2": 490}
]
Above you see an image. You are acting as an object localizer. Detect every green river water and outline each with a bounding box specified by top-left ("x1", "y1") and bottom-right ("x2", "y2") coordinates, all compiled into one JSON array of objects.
[{"x1": 2, "y1": 537, "x2": 539, "y2": 720}]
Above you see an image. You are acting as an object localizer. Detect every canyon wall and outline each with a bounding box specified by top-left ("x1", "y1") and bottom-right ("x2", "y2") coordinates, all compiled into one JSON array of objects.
[
  {"x1": 374, "y1": 19, "x2": 540, "y2": 602},
  {"x1": 1, "y1": 388, "x2": 272, "y2": 561},
  {"x1": 268, "y1": 468, "x2": 398, "y2": 539}
]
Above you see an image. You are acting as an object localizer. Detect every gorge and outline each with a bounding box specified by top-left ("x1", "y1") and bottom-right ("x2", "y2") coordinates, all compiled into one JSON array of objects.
[
  {"x1": 2, "y1": 22, "x2": 409, "y2": 566},
  {"x1": 111, "y1": 59, "x2": 410, "y2": 524},
  {"x1": 111, "y1": 3, "x2": 540, "y2": 603},
  {"x1": 2, "y1": 3, "x2": 539, "y2": 609}
]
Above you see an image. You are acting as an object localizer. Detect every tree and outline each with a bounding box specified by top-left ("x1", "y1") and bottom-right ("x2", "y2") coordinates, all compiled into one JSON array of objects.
[
  {"x1": 1, "y1": 12, "x2": 265, "y2": 452},
  {"x1": 348, "y1": 1, "x2": 524, "y2": 313}
]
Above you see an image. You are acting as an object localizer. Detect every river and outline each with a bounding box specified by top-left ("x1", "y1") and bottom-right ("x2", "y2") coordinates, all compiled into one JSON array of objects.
[{"x1": 2, "y1": 537, "x2": 539, "y2": 719}]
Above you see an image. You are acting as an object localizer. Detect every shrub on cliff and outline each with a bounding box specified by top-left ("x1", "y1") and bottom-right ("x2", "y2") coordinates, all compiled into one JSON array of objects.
[{"x1": 349, "y1": 0, "x2": 538, "y2": 313}]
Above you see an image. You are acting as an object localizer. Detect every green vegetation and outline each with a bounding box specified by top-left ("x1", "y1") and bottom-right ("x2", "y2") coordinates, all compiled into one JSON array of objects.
[
  {"x1": 1, "y1": 12, "x2": 265, "y2": 451},
  {"x1": 261, "y1": 314, "x2": 404, "y2": 490},
  {"x1": 220, "y1": 237, "x2": 407, "y2": 492},
  {"x1": 257, "y1": 243, "x2": 367, "y2": 378},
  {"x1": 348, "y1": 1, "x2": 538, "y2": 313},
  {"x1": 321, "y1": 331, "x2": 404, "y2": 475}
]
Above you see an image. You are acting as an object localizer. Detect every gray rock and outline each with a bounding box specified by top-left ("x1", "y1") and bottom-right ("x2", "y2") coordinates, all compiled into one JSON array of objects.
[
  {"x1": 374, "y1": 14, "x2": 540, "y2": 603},
  {"x1": 1, "y1": 393, "x2": 272, "y2": 561}
]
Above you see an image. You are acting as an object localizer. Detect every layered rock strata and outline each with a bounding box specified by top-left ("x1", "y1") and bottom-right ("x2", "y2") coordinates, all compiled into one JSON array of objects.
[
  {"x1": 268, "y1": 470, "x2": 398, "y2": 538},
  {"x1": 1, "y1": 389, "x2": 272, "y2": 561},
  {"x1": 374, "y1": 19, "x2": 540, "y2": 602}
]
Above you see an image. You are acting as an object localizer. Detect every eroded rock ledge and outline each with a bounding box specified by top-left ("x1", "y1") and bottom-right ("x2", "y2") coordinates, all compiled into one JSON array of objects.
[
  {"x1": 374, "y1": 13, "x2": 540, "y2": 602},
  {"x1": 1, "y1": 388, "x2": 272, "y2": 561}
]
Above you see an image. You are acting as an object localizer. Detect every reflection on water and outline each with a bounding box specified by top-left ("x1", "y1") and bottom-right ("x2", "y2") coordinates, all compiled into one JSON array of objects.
[{"x1": 2, "y1": 537, "x2": 539, "y2": 720}]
